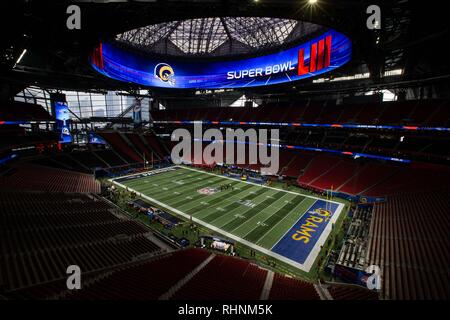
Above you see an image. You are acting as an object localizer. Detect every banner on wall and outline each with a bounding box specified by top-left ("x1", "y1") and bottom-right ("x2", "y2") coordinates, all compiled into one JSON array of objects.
[
  {"x1": 54, "y1": 101, "x2": 72, "y2": 144},
  {"x1": 133, "y1": 98, "x2": 142, "y2": 124}
]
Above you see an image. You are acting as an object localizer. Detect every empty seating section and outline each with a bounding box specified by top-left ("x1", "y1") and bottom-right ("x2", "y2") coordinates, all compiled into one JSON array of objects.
[
  {"x1": 187, "y1": 144, "x2": 450, "y2": 196},
  {"x1": 364, "y1": 167, "x2": 450, "y2": 196},
  {"x1": 300, "y1": 102, "x2": 325, "y2": 122},
  {"x1": 407, "y1": 101, "x2": 433, "y2": 125},
  {"x1": 98, "y1": 132, "x2": 142, "y2": 163},
  {"x1": 367, "y1": 190, "x2": 450, "y2": 300},
  {"x1": 172, "y1": 255, "x2": 267, "y2": 300},
  {"x1": 0, "y1": 126, "x2": 57, "y2": 151},
  {"x1": 268, "y1": 274, "x2": 320, "y2": 300},
  {"x1": 67, "y1": 249, "x2": 211, "y2": 300},
  {"x1": 0, "y1": 101, "x2": 52, "y2": 121},
  {"x1": 144, "y1": 134, "x2": 166, "y2": 159},
  {"x1": 0, "y1": 164, "x2": 100, "y2": 193},
  {"x1": 318, "y1": 104, "x2": 345, "y2": 124},
  {"x1": 95, "y1": 132, "x2": 166, "y2": 164},
  {"x1": 290, "y1": 151, "x2": 450, "y2": 195},
  {"x1": 339, "y1": 164, "x2": 395, "y2": 195},
  {"x1": 1, "y1": 220, "x2": 148, "y2": 254},
  {"x1": 336, "y1": 104, "x2": 362, "y2": 123},
  {"x1": 63, "y1": 250, "x2": 332, "y2": 300},
  {"x1": 396, "y1": 136, "x2": 431, "y2": 153},
  {"x1": 0, "y1": 192, "x2": 161, "y2": 292},
  {"x1": 126, "y1": 133, "x2": 153, "y2": 160},
  {"x1": 355, "y1": 103, "x2": 385, "y2": 124},
  {"x1": 328, "y1": 284, "x2": 379, "y2": 300},
  {"x1": 51, "y1": 154, "x2": 89, "y2": 172},
  {"x1": 70, "y1": 151, "x2": 107, "y2": 169},
  {"x1": 343, "y1": 135, "x2": 370, "y2": 149},
  {"x1": 426, "y1": 102, "x2": 450, "y2": 126},
  {"x1": 311, "y1": 161, "x2": 359, "y2": 190},
  {"x1": 94, "y1": 149, "x2": 127, "y2": 167},
  {"x1": 297, "y1": 155, "x2": 337, "y2": 185},
  {"x1": 378, "y1": 101, "x2": 414, "y2": 124},
  {"x1": 31, "y1": 157, "x2": 72, "y2": 171},
  {"x1": 277, "y1": 150, "x2": 294, "y2": 174},
  {"x1": 2, "y1": 235, "x2": 160, "y2": 291},
  {"x1": 282, "y1": 152, "x2": 313, "y2": 177},
  {"x1": 366, "y1": 137, "x2": 398, "y2": 150},
  {"x1": 151, "y1": 100, "x2": 450, "y2": 127}
]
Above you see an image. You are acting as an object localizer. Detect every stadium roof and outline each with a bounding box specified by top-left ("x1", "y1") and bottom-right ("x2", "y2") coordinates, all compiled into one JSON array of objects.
[
  {"x1": 116, "y1": 17, "x2": 322, "y2": 57},
  {"x1": 1, "y1": 0, "x2": 447, "y2": 95}
]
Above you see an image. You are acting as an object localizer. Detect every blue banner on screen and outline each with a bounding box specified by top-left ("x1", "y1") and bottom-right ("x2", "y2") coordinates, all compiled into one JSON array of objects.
[
  {"x1": 90, "y1": 29, "x2": 351, "y2": 89},
  {"x1": 54, "y1": 102, "x2": 72, "y2": 144},
  {"x1": 89, "y1": 133, "x2": 107, "y2": 145}
]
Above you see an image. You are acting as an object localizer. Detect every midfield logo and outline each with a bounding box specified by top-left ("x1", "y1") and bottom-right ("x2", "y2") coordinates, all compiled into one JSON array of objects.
[{"x1": 197, "y1": 187, "x2": 218, "y2": 195}]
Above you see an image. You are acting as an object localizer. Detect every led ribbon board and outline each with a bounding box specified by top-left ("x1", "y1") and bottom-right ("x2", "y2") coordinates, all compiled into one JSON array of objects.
[{"x1": 90, "y1": 29, "x2": 351, "y2": 89}]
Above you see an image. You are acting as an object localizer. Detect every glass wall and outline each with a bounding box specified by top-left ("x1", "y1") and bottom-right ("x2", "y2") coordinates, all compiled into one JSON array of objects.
[{"x1": 14, "y1": 86, "x2": 151, "y2": 121}]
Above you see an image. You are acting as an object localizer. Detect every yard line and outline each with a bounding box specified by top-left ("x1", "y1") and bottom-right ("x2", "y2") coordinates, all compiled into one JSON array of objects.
[
  {"x1": 121, "y1": 168, "x2": 187, "y2": 186},
  {"x1": 243, "y1": 195, "x2": 309, "y2": 243},
  {"x1": 123, "y1": 170, "x2": 201, "y2": 191},
  {"x1": 180, "y1": 165, "x2": 343, "y2": 205},
  {"x1": 208, "y1": 188, "x2": 280, "y2": 227},
  {"x1": 214, "y1": 190, "x2": 284, "y2": 231},
  {"x1": 186, "y1": 185, "x2": 263, "y2": 220},
  {"x1": 130, "y1": 171, "x2": 215, "y2": 198},
  {"x1": 131, "y1": 169, "x2": 204, "y2": 189},
  {"x1": 151, "y1": 175, "x2": 225, "y2": 203},
  {"x1": 167, "y1": 179, "x2": 242, "y2": 208},
  {"x1": 233, "y1": 193, "x2": 295, "y2": 237},
  {"x1": 255, "y1": 198, "x2": 317, "y2": 248},
  {"x1": 110, "y1": 166, "x2": 179, "y2": 181},
  {"x1": 218, "y1": 191, "x2": 287, "y2": 233}
]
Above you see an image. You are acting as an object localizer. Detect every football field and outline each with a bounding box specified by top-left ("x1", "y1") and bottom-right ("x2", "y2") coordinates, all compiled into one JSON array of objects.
[{"x1": 111, "y1": 166, "x2": 345, "y2": 272}]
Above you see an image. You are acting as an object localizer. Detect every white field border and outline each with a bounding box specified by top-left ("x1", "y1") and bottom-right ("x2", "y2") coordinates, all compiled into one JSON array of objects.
[
  {"x1": 109, "y1": 165, "x2": 345, "y2": 273},
  {"x1": 112, "y1": 166, "x2": 179, "y2": 181}
]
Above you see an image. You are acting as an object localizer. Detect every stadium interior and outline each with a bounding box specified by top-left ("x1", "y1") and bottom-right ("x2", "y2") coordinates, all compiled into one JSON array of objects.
[{"x1": 0, "y1": 0, "x2": 449, "y2": 302}]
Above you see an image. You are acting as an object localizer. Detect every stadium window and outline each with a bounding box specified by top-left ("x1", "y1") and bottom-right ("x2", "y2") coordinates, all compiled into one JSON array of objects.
[
  {"x1": 64, "y1": 90, "x2": 82, "y2": 119},
  {"x1": 230, "y1": 94, "x2": 259, "y2": 107}
]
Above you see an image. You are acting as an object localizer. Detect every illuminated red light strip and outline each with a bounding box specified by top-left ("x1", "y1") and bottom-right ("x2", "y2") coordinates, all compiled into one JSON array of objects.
[{"x1": 403, "y1": 126, "x2": 418, "y2": 130}]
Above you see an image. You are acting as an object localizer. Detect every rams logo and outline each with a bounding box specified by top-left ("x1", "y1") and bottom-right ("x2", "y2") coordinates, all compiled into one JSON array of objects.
[{"x1": 154, "y1": 63, "x2": 175, "y2": 86}]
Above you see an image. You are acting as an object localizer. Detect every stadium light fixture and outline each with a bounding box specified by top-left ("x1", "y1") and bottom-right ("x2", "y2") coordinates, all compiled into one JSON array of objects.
[
  {"x1": 14, "y1": 49, "x2": 27, "y2": 68},
  {"x1": 308, "y1": 0, "x2": 318, "y2": 4}
]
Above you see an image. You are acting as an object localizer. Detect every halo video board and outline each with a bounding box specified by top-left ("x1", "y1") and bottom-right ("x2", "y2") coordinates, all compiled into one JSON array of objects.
[{"x1": 90, "y1": 29, "x2": 351, "y2": 89}]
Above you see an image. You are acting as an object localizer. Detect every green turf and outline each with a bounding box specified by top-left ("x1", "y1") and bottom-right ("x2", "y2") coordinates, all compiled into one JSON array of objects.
[{"x1": 115, "y1": 166, "x2": 344, "y2": 258}]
